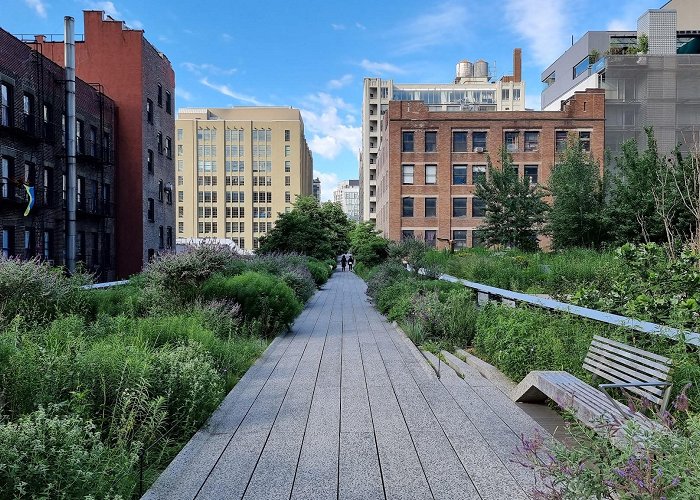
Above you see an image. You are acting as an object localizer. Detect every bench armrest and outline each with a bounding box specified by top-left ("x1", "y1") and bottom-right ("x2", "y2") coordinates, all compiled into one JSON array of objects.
[{"x1": 598, "y1": 381, "x2": 673, "y2": 417}]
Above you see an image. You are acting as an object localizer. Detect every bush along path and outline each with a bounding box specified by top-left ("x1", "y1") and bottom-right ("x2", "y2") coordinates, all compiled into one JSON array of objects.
[
  {"x1": 144, "y1": 268, "x2": 555, "y2": 500},
  {"x1": 0, "y1": 248, "x2": 332, "y2": 498}
]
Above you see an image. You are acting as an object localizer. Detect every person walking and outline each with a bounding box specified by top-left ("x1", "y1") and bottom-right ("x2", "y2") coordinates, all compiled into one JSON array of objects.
[
  {"x1": 341, "y1": 254, "x2": 347, "y2": 272},
  {"x1": 347, "y1": 254, "x2": 354, "y2": 272}
]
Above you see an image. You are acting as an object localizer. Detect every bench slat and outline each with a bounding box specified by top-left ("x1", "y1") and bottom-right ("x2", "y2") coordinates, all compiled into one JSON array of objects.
[
  {"x1": 592, "y1": 335, "x2": 672, "y2": 365},
  {"x1": 589, "y1": 340, "x2": 672, "y2": 375},
  {"x1": 585, "y1": 349, "x2": 670, "y2": 387},
  {"x1": 583, "y1": 362, "x2": 665, "y2": 405}
]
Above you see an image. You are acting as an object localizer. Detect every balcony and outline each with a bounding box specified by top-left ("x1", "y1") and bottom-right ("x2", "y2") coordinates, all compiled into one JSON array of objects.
[{"x1": 77, "y1": 196, "x2": 115, "y2": 218}]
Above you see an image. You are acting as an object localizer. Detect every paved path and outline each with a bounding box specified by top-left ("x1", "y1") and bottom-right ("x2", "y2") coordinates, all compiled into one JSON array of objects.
[{"x1": 145, "y1": 270, "x2": 547, "y2": 500}]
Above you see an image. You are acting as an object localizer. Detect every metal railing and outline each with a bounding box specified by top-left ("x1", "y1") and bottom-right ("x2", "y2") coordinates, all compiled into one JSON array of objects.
[
  {"x1": 408, "y1": 265, "x2": 700, "y2": 347},
  {"x1": 81, "y1": 280, "x2": 128, "y2": 290}
]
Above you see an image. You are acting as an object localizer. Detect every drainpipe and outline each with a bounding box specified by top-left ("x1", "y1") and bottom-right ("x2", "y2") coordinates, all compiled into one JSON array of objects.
[{"x1": 65, "y1": 16, "x2": 76, "y2": 273}]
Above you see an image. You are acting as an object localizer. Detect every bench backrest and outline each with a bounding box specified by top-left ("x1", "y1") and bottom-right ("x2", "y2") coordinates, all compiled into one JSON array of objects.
[{"x1": 583, "y1": 335, "x2": 672, "y2": 408}]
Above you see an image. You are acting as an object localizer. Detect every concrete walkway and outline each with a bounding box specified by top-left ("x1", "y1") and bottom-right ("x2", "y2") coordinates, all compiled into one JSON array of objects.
[{"x1": 145, "y1": 270, "x2": 548, "y2": 500}]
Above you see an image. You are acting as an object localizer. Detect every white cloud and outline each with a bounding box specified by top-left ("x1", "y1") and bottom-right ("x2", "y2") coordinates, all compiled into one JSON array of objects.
[
  {"x1": 84, "y1": 1, "x2": 120, "y2": 18},
  {"x1": 220, "y1": 33, "x2": 233, "y2": 42},
  {"x1": 607, "y1": 20, "x2": 633, "y2": 31},
  {"x1": 175, "y1": 87, "x2": 193, "y2": 102},
  {"x1": 25, "y1": 0, "x2": 47, "y2": 17},
  {"x1": 300, "y1": 93, "x2": 361, "y2": 160},
  {"x1": 331, "y1": 23, "x2": 346, "y2": 30},
  {"x1": 358, "y1": 59, "x2": 406, "y2": 76},
  {"x1": 504, "y1": 0, "x2": 569, "y2": 67},
  {"x1": 199, "y1": 77, "x2": 269, "y2": 106},
  {"x1": 391, "y1": 1, "x2": 468, "y2": 54},
  {"x1": 315, "y1": 171, "x2": 340, "y2": 202},
  {"x1": 183, "y1": 62, "x2": 237, "y2": 76},
  {"x1": 355, "y1": 22, "x2": 366, "y2": 30},
  {"x1": 328, "y1": 74, "x2": 353, "y2": 89},
  {"x1": 127, "y1": 19, "x2": 144, "y2": 30}
]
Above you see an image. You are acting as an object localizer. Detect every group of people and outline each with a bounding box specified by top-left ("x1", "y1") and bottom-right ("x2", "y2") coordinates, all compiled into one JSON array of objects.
[{"x1": 340, "y1": 253, "x2": 354, "y2": 272}]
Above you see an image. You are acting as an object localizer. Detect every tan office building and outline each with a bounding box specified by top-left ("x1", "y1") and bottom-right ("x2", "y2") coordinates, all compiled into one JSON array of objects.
[{"x1": 176, "y1": 107, "x2": 313, "y2": 251}]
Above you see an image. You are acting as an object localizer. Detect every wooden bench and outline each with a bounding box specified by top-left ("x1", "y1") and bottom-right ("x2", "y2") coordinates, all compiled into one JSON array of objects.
[{"x1": 512, "y1": 335, "x2": 673, "y2": 435}]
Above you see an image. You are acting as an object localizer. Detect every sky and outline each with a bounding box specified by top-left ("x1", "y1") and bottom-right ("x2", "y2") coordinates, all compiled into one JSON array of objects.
[{"x1": 3, "y1": 0, "x2": 661, "y2": 200}]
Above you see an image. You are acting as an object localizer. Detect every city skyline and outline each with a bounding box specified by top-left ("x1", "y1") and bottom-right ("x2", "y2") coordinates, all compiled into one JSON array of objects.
[{"x1": 4, "y1": 0, "x2": 660, "y2": 199}]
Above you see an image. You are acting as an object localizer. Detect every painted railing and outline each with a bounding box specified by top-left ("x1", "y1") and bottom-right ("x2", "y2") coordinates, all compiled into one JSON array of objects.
[
  {"x1": 81, "y1": 280, "x2": 129, "y2": 290},
  {"x1": 408, "y1": 265, "x2": 700, "y2": 347}
]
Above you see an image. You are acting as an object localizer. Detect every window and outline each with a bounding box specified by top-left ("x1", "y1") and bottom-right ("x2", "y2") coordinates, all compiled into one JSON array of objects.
[
  {"x1": 425, "y1": 230, "x2": 436, "y2": 248},
  {"x1": 425, "y1": 131, "x2": 437, "y2": 152},
  {"x1": 177, "y1": 160, "x2": 184, "y2": 172},
  {"x1": 178, "y1": 222, "x2": 184, "y2": 234},
  {"x1": 43, "y1": 167, "x2": 53, "y2": 206},
  {"x1": 157, "y1": 84, "x2": 163, "y2": 106},
  {"x1": 453, "y1": 230, "x2": 467, "y2": 250},
  {"x1": 285, "y1": 176, "x2": 291, "y2": 186},
  {"x1": 505, "y1": 131, "x2": 518, "y2": 152},
  {"x1": 77, "y1": 176, "x2": 85, "y2": 210},
  {"x1": 177, "y1": 128, "x2": 183, "y2": 141},
  {"x1": 165, "y1": 92, "x2": 172, "y2": 114},
  {"x1": 103, "y1": 132, "x2": 111, "y2": 161},
  {"x1": 147, "y1": 99, "x2": 153, "y2": 124},
  {"x1": 543, "y1": 71, "x2": 556, "y2": 88},
  {"x1": 425, "y1": 165, "x2": 437, "y2": 184},
  {"x1": 23, "y1": 93, "x2": 34, "y2": 134},
  {"x1": 178, "y1": 191, "x2": 184, "y2": 202},
  {"x1": 401, "y1": 230, "x2": 414, "y2": 241},
  {"x1": 472, "y1": 229, "x2": 485, "y2": 248},
  {"x1": 579, "y1": 131, "x2": 591, "y2": 152},
  {"x1": 42, "y1": 103, "x2": 53, "y2": 141},
  {"x1": 524, "y1": 165, "x2": 538, "y2": 184},
  {"x1": 76, "y1": 120, "x2": 84, "y2": 153},
  {"x1": 285, "y1": 129, "x2": 290, "y2": 141},
  {"x1": 501, "y1": 88, "x2": 510, "y2": 100},
  {"x1": 147, "y1": 149, "x2": 154, "y2": 174},
  {"x1": 573, "y1": 56, "x2": 589, "y2": 79},
  {"x1": 402, "y1": 197, "x2": 414, "y2": 217},
  {"x1": 1, "y1": 82, "x2": 12, "y2": 127},
  {"x1": 452, "y1": 165, "x2": 467, "y2": 185},
  {"x1": 555, "y1": 131, "x2": 568, "y2": 153},
  {"x1": 165, "y1": 137, "x2": 172, "y2": 158},
  {"x1": 472, "y1": 131, "x2": 487, "y2": 152},
  {"x1": 453, "y1": 198, "x2": 467, "y2": 217},
  {"x1": 166, "y1": 227, "x2": 173, "y2": 248},
  {"x1": 402, "y1": 164, "x2": 414, "y2": 184},
  {"x1": 157, "y1": 132, "x2": 163, "y2": 154},
  {"x1": 524, "y1": 131, "x2": 539, "y2": 152},
  {"x1": 43, "y1": 230, "x2": 52, "y2": 260},
  {"x1": 24, "y1": 228, "x2": 35, "y2": 259},
  {"x1": 425, "y1": 197, "x2": 437, "y2": 217},
  {"x1": 178, "y1": 206, "x2": 183, "y2": 218},
  {"x1": 147, "y1": 198, "x2": 155, "y2": 222},
  {"x1": 472, "y1": 165, "x2": 486, "y2": 185},
  {"x1": 285, "y1": 191, "x2": 291, "y2": 203},
  {"x1": 513, "y1": 88, "x2": 521, "y2": 101},
  {"x1": 284, "y1": 145, "x2": 291, "y2": 157},
  {"x1": 158, "y1": 179, "x2": 164, "y2": 202},
  {"x1": 452, "y1": 131, "x2": 468, "y2": 152},
  {"x1": 159, "y1": 226, "x2": 164, "y2": 249},
  {"x1": 89, "y1": 126, "x2": 97, "y2": 156},
  {"x1": 472, "y1": 197, "x2": 486, "y2": 217},
  {"x1": 284, "y1": 161, "x2": 291, "y2": 172},
  {"x1": 1, "y1": 156, "x2": 12, "y2": 199},
  {"x1": 402, "y1": 131, "x2": 414, "y2": 152}
]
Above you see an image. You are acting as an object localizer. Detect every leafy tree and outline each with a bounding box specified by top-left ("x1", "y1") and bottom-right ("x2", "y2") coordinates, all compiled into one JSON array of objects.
[
  {"x1": 349, "y1": 222, "x2": 389, "y2": 268},
  {"x1": 258, "y1": 196, "x2": 352, "y2": 260},
  {"x1": 475, "y1": 149, "x2": 548, "y2": 251},
  {"x1": 548, "y1": 138, "x2": 607, "y2": 249}
]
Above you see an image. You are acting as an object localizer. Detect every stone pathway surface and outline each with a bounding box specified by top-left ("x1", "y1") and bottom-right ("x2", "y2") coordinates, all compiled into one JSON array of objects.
[{"x1": 144, "y1": 270, "x2": 547, "y2": 500}]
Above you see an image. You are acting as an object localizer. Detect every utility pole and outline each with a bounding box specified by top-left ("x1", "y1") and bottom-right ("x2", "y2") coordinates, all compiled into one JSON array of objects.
[{"x1": 65, "y1": 16, "x2": 77, "y2": 273}]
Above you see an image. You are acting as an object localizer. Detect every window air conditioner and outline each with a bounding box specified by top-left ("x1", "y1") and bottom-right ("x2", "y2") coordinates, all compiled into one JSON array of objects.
[{"x1": 474, "y1": 147, "x2": 484, "y2": 153}]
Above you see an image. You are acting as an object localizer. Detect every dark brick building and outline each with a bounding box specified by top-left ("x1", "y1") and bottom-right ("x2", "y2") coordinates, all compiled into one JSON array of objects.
[
  {"x1": 37, "y1": 11, "x2": 176, "y2": 277},
  {"x1": 376, "y1": 88, "x2": 605, "y2": 249},
  {"x1": 1, "y1": 28, "x2": 116, "y2": 279}
]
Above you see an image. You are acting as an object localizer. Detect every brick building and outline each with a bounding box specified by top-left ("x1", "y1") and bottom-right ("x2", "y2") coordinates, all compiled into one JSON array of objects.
[
  {"x1": 1, "y1": 28, "x2": 117, "y2": 279},
  {"x1": 36, "y1": 11, "x2": 176, "y2": 277},
  {"x1": 376, "y1": 88, "x2": 605, "y2": 249}
]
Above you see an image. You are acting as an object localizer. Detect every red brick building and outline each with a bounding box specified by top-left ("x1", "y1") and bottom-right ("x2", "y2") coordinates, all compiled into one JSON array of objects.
[
  {"x1": 376, "y1": 88, "x2": 605, "y2": 249},
  {"x1": 37, "y1": 11, "x2": 176, "y2": 277}
]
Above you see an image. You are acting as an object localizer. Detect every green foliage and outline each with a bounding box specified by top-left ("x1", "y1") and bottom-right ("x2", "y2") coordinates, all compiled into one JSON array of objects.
[
  {"x1": 202, "y1": 271, "x2": 302, "y2": 333},
  {"x1": 475, "y1": 149, "x2": 549, "y2": 251},
  {"x1": 0, "y1": 406, "x2": 138, "y2": 498},
  {"x1": 306, "y1": 257, "x2": 331, "y2": 286},
  {"x1": 247, "y1": 253, "x2": 317, "y2": 303},
  {"x1": 365, "y1": 260, "x2": 410, "y2": 299},
  {"x1": 412, "y1": 288, "x2": 479, "y2": 346},
  {"x1": 258, "y1": 196, "x2": 353, "y2": 261},
  {"x1": 0, "y1": 257, "x2": 92, "y2": 327},
  {"x1": 548, "y1": 138, "x2": 608, "y2": 249},
  {"x1": 86, "y1": 282, "x2": 147, "y2": 318},
  {"x1": 349, "y1": 222, "x2": 390, "y2": 268}
]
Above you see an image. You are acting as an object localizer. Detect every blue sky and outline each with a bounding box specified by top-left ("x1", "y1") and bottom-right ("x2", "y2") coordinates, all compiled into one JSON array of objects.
[{"x1": 5, "y1": 0, "x2": 660, "y2": 199}]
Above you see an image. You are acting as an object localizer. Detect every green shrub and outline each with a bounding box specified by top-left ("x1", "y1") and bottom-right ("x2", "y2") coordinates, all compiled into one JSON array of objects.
[
  {"x1": 0, "y1": 257, "x2": 92, "y2": 327},
  {"x1": 0, "y1": 406, "x2": 137, "y2": 498},
  {"x1": 281, "y1": 270, "x2": 316, "y2": 303},
  {"x1": 307, "y1": 257, "x2": 331, "y2": 285},
  {"x1": 86, "y1": 282, "x2": 146, "y2": 318},
  {"x1": 366, "y1": 260, "x2": 409, "y2": 300},
  {"x1": 202, "y1": 272, "x2": 302, "y2": 334}
]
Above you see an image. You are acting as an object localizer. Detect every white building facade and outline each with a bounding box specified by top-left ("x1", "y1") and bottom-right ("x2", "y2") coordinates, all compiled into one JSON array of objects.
[{"x1": 333, "y1": 180, "x2": 360, "y2": 221}]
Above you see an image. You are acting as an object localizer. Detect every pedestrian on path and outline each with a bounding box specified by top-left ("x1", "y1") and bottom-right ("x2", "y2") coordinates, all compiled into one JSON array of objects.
[
  {"x1": 348, "y1": 254, "x2": 354, "y2": 272},
  {"x1": 341, "y1": 254, "x2": 347, "y2": 271}
]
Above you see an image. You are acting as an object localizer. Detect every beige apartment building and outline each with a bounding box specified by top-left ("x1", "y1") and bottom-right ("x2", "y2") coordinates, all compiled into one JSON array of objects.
[{"x1": 175, "y1": 107, "x2": 313, "y2": 251}]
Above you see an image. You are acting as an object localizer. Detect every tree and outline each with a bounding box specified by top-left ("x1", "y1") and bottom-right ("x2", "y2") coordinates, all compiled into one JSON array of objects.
[
  {"x1": 475, "y1": 148, "x2": 548, "y2": 251},
  {"x1": 258, "y1": 196, "x2": 352, "y2": 260},
  {"x1": 548, "y1": 138, "x2": 607, "y2": 249},
  {"x1": 349, "y1": 222, "x2": 389, "y2": 268}
]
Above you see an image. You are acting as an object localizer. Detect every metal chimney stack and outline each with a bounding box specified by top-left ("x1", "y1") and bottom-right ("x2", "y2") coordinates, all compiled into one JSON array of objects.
[{"x1": 65, "y1": 16, "x2": 77, "y2": 273}]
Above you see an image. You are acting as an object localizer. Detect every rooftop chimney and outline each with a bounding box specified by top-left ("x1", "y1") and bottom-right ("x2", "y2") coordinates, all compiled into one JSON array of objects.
[{"x1": 513, "y1": 48, "x2": 522, "y2": 82}]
